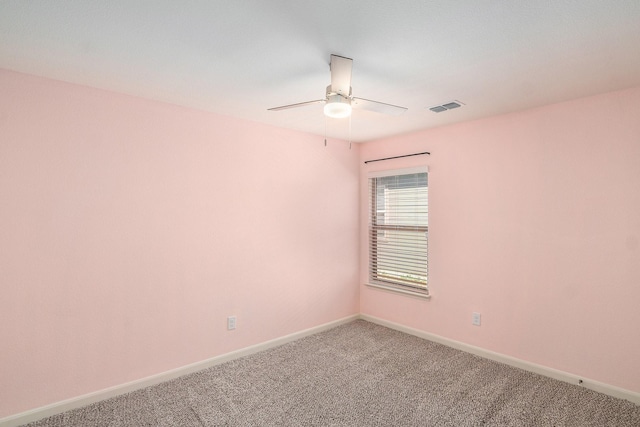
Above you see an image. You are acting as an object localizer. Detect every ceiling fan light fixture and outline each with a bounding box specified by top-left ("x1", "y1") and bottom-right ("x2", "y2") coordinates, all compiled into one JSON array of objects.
[{"x1": 324, "y1": 94, "x2": 352, "y2": 118}]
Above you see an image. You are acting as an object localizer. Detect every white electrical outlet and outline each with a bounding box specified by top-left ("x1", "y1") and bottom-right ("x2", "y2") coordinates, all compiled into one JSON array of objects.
[
  {"x1": 227, "y1": 316, "x2": 237, "y2": 330},
  {"x1": 472, "y1": 312, "x2": 481, "y2": 326}
]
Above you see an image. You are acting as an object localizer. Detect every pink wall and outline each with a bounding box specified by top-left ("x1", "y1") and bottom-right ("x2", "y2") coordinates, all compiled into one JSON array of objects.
[
  {"x1": 2, "y1": 67, "x2": 638, "y2": 419},
  {"x1": 0, "y1": 70, "x2": 360, "y2": 418},
  {"x1": 360, "y1": 86, "x2": 640, "y2": 393}
]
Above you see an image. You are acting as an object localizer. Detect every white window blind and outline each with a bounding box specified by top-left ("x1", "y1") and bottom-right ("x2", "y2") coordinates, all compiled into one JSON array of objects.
[{"x1": 368, "y1": 168, "x2": 428, "y2": 294}]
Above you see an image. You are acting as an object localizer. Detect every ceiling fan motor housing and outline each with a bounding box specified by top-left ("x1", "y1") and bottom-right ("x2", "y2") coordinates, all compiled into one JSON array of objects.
[
  {"x1": 326, "y1": 84, "x2": 352, "y2": 98},
  {"x1": 324, "y1": 85, "x2": 352, "y2": 118}
]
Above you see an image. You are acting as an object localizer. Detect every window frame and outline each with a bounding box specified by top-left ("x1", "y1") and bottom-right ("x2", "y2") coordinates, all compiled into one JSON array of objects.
[{"x1": 367, "y1": 166, "x2": 430, "y2": 299}]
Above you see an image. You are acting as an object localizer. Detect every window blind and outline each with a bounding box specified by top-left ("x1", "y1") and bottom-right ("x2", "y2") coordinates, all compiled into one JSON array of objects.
[{"x1": 368, "y1": 168, "x2": 428, "y2": 293}]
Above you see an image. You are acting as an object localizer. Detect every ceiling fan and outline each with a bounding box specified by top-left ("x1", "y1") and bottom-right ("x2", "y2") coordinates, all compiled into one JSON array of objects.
[{"x1": 268, "y1": 54, "x2": 407, "y2": 119}]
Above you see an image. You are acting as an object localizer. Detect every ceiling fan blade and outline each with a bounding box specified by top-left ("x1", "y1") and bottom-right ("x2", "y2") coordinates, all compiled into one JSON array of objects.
[
  {"x1": 267, "y1": 99, "x2": 325, "y2": 111},
  {"x1": 330, "y1": 54, "x2": 352, "y2": 96},
  {"x1": 352, "y1": 97, "x2": 408, "y2": 116}
]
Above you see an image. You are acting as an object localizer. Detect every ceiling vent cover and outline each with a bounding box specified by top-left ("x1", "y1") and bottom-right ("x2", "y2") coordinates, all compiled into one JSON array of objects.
[
  {"x1": 429, "y1": 105, "x2": 447, "y2": 113},
  {"x1": 429, "y1": 100, "x2": 465, "y2": 113}
]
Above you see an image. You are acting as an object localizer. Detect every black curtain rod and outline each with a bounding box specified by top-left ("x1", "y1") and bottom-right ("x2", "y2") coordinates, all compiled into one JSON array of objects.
[{"x1": 364, "y1": 151, "x2": 430, "y2": 164}]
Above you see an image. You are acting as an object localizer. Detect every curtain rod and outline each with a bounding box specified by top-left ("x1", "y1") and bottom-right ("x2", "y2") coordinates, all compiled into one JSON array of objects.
[{"x1": 364, "y1": 151, "x2": 431, "y2": 164}]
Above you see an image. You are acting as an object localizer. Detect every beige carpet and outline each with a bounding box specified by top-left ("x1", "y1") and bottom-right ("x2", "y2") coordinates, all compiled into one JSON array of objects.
[{"x1": 22, "y1": 320, "x2": 640, "y2": 426}]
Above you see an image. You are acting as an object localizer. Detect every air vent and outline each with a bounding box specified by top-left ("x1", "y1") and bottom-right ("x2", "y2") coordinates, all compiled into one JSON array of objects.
[
  {"x1": 428, "y1": 100, "x2": 465, "y2": 113},
  {"x1": 429, "y1": 105, "x2": 447, "y2": 113}
]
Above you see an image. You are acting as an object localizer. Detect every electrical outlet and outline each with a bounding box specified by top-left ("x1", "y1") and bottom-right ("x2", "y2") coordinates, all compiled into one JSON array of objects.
[
  {"x1": 227, "y1": 316, "x2": 237, "y2": 330},
  {"x1": 472, "y1": 312, "x2": 481, "y2": 326}
]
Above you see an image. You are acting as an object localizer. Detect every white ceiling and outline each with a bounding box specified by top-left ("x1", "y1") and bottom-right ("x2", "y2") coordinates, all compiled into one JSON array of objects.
[{"x1": 2, "y1": 1, "x2": 640, "y2": 142}]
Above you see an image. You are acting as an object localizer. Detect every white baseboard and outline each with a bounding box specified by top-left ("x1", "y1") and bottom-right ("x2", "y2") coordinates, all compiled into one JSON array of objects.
[
  {"x1": 3, "y1": 312, "x2": 637, "y2": 427},
  {"x1": 359, "y1": 314, "x2": 640, "y2": 406},
  {"x1": 0, "y1": 314, "x2": 359, "y2": 427}
]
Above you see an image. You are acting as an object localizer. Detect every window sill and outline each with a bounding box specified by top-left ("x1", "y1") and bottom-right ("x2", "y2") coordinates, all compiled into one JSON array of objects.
[{"x1": 365, "y1": 283, "x2": 431, "y2": 300}]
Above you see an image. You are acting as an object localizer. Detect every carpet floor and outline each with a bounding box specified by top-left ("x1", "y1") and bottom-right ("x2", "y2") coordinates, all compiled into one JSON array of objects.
[{"x1": 22, "y1": 320, "x2": 640, "y2": 426}]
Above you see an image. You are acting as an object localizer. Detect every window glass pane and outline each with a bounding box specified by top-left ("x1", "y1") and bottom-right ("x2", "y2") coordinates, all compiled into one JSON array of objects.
[{"x1": 369, "y1": 171, "x2": 428, "y2": 292}]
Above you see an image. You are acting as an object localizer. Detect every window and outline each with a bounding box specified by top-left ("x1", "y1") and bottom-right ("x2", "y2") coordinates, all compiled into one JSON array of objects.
[{"x1": 368, "y1": 167, "x2": 428, "y2": 296}]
